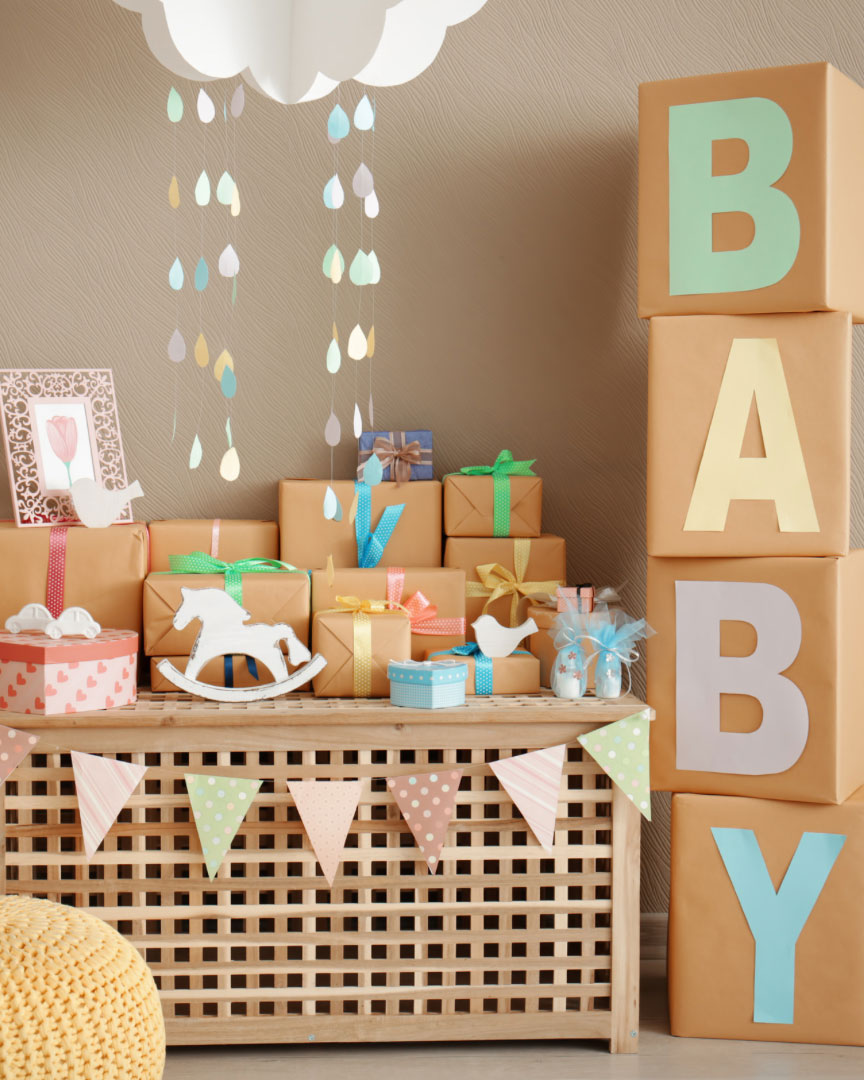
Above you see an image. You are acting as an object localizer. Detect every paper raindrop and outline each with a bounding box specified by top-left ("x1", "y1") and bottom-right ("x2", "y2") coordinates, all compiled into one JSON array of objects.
[
  {"x1": 352, "y1": 163, "x2": 374, "y2": 198},
  {"x1": 230, "y1": 184, "x2": 241, "y2": 217},
  {"x1": 348, "y1": 324, "x2": 367, "y2": 360},
  {"x1": 323, "y1": 174, "x2": 345, "y2": 209},
  {"x1": 326, "y1": 338, "x2": 342, "y2": 374},
  {"x1": 194, "y1": 256, "x2": 209, "y2": 291},
  {"x1": 324, "y1": 410, "x2": 341, "y2": 447},
  {"x1": 167, "y1": 87, "x2": 183, "y2": 123},
  {"x1": 323, "y1": 244, "x2": 344, "y2": 283},
  {"x1": 169, "y1": 257, "x2": 184, "y2": 290},
  {"x1": 368, "y1": 249, "x2": 381, "y2": 284},
  {"x1": 214, "y1": 349, "x2": 234, "y2": 381},
  {"x1": 327, "y1": 104, "x2": 350, "y2": 141},
  {"x1": 197, "y1": 88, "x2": 215, "y2": 123},
  {"x1": 363, "y1": 451, "x2": 384, "y2": 486},
  {"x1": 218, "y1": 243, "x2": 240, "y2": 277},
  {"x1": 168, "y1": 175, "x2": 180, "y2": 208},
  {"x1": 221, "y1": 366, "x2": 237, "y2": 399},
  {"x1": 367, "y1": 326, "x2": 376, "y2": 358},
  {"x1": 194, "y1": 170, "x2": 211, "y2": 206},
  {"x1": 364, "y1": 190, "x2": 379, "y2": 219},
  {"x1": 216, "y1": 171, "x2": 235, "y2": 205},
  {"x1": 353, "y1": 402, "x2": 363, "y2": 439},
  {"x1": 168, "y1": 328, "x2": 185, "y2": 363},
  {"x1": 230, "y1": 84, "x2": 245, "y2": 118},
  {"x1": 220, "y1": 446, "x2": 240, "y2": 481},
  {"x1": 368, "y1": 393, "x2": 375, "y2": 428},
  {"x1": 189, "y1": 434, "x2": 202, "y2": 469},
  {"x1": 349, "y1": 249, "x2": 371, "y2": 286},
  {"x1": 354, "y1": 93, "x2": 375, "y2": 131},
  {"x1": 323, "y1": 484, "x2": 339, "y2": 520},
  {"x1": 194, "y1": 333, "x2": 209, "y2": 368}
]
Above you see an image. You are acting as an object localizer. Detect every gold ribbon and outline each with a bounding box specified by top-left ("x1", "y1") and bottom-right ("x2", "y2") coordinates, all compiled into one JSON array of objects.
[
  {"x1": 465, "y1": 538, "x2": 564, "y2": 627},
  {"x1": 321, "y1": 596, "x2": 409, "y2": 697},
  {"x1": 372, "y1": 435, "x2": 423, "y2": 485}
]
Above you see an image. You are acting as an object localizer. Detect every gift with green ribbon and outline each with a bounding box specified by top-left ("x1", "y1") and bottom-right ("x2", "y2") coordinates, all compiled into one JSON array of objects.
[
  {"x1": 166, "y1": 552, "x2": 306, "y2": 605},
  {"x1": 445, "y1": 450, "x2": 540, "y2": 537}
]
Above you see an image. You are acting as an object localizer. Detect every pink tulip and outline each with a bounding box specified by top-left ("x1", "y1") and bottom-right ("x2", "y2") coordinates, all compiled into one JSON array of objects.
[{"x1": 46, "y1": 415, "x2": 78, "y2": 485}]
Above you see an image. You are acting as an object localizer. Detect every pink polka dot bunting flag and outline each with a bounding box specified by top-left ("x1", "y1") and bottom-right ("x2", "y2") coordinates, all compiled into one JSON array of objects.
[
  {"x1": 0, "y1": 724, "x2": 39, "y2": 786},
  {"x1": 185, "y1": 773, "x2": 263, "y2": 879},
  {"x1": 490, "y1": 744, "x2": 566, "y2": 852},
  {"x1": 577, "y1": 709, "x2": 652, "y2": 821},
  {"x1": 71, "y1": 751, "x2": 148, "y2": 859},
  {"x1": 388, "y1": 769, "x2": 463, "y2": 874},
  {"x1": 288, "y1": 780, "x2": 363, "y2": 887}
]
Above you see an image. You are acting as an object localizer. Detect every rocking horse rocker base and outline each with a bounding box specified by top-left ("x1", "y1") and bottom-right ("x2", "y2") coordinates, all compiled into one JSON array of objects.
[{"x1": 155, "y1": 655, "x2": 328, "y2": 702}]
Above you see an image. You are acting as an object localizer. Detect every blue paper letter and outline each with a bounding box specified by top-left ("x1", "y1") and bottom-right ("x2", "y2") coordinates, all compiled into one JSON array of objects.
[
  {"x1": 711, "y1": 827, "x2": 845, "y2": 1024},
  {"x1": 668, "y1": 97, "x2": 800, "y2": 295}
]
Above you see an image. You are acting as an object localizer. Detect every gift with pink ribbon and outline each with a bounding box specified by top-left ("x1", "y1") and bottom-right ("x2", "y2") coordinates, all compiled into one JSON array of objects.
[{"x1": 357, "y1": 430, "x2": 434, "y2": 484}]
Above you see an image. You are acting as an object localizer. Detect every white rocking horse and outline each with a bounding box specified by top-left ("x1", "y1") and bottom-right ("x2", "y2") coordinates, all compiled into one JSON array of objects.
[{"x1": 156, "y1": 587, "x2": 327, "y2": 702}]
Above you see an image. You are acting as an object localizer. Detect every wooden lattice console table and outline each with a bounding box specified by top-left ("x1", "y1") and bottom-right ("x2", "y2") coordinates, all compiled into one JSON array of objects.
[{"x1": 0, "y1": 691, "x2": 648, "y2": 1053}]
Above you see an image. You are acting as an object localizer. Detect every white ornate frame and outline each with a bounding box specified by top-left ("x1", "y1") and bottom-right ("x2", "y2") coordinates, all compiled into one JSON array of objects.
[{"x1": 0, "y1": 369, "x2": 131, "y2": 527}]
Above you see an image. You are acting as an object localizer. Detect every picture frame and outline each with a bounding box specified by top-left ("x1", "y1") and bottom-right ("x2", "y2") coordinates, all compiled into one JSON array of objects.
[{"x1": 0, "y1": 368, "x2": 131, "y2": 527}]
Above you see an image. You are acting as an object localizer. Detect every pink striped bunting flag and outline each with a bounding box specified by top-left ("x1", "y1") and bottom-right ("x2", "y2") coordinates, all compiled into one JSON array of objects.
[
  {"x1": 490, "y1": 744, "x2": 566, "y2": 851},
  {"x1": 72, "y1": 751, "x2": 148, "y2": 858}
]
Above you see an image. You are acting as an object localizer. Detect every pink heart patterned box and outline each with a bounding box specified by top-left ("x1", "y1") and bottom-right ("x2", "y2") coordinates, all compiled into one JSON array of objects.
[{"x1": 0, "y1": 630, "x2": 138, "y2": 715}]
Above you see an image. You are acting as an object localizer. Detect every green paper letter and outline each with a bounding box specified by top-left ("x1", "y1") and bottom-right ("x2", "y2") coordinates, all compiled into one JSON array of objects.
[{"x1": 668, "y1": 96, "x2": 800, "y2": 295}]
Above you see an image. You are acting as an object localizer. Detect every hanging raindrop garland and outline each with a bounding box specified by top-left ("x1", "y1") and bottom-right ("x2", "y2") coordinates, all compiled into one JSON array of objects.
[
  {"x1": 166, "y1": 83, "x2": 243, "y2": 482},
  {"x1": 322, "y1": 91, "x2": 379, "y2": 520}
]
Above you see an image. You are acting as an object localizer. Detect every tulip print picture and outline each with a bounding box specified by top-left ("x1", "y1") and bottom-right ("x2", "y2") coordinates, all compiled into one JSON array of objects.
[{"x1": 0, "y1": 369, "x2": 130, "y2": 526}]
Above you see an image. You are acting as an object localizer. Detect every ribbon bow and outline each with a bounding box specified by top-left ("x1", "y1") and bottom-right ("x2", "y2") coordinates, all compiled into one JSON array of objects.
[
  {"x1": 465, "y1": 539, "x2": 563, "y2": 627},
  {"x1": 167, "y1": 552, "x2": 304, "y2": 605},
  {"x1": 457, "y1": 450, "x2": 537, "y2": 537},
  {"x1": 385, "y1": 567, "x2": 466, "y2": 638},
  {"x1": 372, "y1": 436, "x2": 423, "y2": 485},
  {"x1": 332, "y1": 595, "x2": 405, "y2": 616}
]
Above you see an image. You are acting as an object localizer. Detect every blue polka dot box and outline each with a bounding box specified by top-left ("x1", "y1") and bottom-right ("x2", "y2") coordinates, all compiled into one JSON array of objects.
[{"x1": 388, "y1": 659, "x2": 469, "y2": 709}]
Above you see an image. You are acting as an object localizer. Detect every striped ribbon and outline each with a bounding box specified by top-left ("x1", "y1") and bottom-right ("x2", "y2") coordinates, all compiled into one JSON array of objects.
[
  {"x1": 385, "y1": 567, "x2": 466, "y2": 637},
  {"x1": 465, "y1": 538, "x2": 564, "y2": 626},
  {"x1": 210, "y1": 519, "x2": 221, "y2": 558},
  {"x1": 354, "y1": 481, "x2": 405, "y2": 568},
  {"x1": 46, "y1": 526, "x2": 69, "y2": 618}
]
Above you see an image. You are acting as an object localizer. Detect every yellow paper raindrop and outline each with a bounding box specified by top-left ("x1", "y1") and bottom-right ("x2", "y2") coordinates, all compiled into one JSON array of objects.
[
  {"x1": 329, "y1": 251, "x2": 342, "y2": 284},
  {"x1": 194, "y1": 333, "x2": 209, "y2": 368},
  {"x1": 366, "y1": 325, "x2": 375, "y2": 358},
  {"x1": 332, "y1": 322, "x2": 339, "y2": 343},
  {"x1": 214, "y1": 349, "x2": 235, "y2": 382},
  {"x1": 230, "y1": 183, "x2": 241, "y2": 217},
  {"x1": 168, "y1": 175, "x2": 180, "y2": 209}
]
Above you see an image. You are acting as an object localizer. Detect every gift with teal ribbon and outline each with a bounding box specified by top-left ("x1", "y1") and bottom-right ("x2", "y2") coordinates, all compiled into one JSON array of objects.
[
  {"x1": 427, "y1": 642, "x2": 533, "y2": 695},
  {"x1": 451, "y1": 450, "x2": 537, "y2": 537},
  {"x1": 354, "y1": 480, "x2": 405, "y2": 568}
]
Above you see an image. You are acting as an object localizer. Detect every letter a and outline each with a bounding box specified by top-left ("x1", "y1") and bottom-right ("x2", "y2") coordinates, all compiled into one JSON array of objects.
[{"x1": 684, "y1": 338, "x2": 818, "y2": 533}]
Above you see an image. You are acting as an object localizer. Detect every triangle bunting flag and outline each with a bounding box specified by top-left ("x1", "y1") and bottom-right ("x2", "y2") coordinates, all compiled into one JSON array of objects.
[
  {"x1": 388, "y1": 769, "x2": 463, "y2": 874},
  {"x1": 577, "y1": 709, "x2": 652, "y2": 820},
  {"x1": 288, "y1": 780, "x2": 363, "y2": 886},
  {"x1": 71, "y1": 751, "x2": 148, "y2": 858},
  {"x1": 490, "y1": 744, "x2": 566, "y2": 851},
  {"x1": 0, "y1": 723, "x2": 39, "y2": 786},
  {"x1": 186, "y1": 773, "x2": 262, "y2": 879}
]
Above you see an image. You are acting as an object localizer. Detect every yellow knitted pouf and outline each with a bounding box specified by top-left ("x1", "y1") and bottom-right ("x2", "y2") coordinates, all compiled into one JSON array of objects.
[{"x1": 0, "y1": 895, "x2": 165, "y2": 1080}]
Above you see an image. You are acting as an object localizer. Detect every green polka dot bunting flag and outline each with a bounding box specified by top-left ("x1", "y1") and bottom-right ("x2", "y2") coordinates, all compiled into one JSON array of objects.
[
  {"x1": 577, "y1": 709, "x2": 652, "y2": 820},
  {"x1": 185, "y1": 773, "x2": 263, "y2": 879}
]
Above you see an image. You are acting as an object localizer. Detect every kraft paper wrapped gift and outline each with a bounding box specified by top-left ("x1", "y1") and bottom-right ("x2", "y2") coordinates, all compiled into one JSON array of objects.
[
  {"x1": 311, "y1": 608, "x2": 411, "y2": 698},
  {"x1": 357, "y1": 430, "x2": 434, "y2": 483},
  {"x1": 444, "y1": 451, "x2": 542, "y2": 538},
  {"x1": 150, "y1": 655, "x2": 267, "y2": 693},
  {"x1": 647, "y1": 313, "x2": 851, "y2": 558},
  {"x1": 0, "y1": 522, "x2": 148, "y2": 634},
  {"x1": 526, "y1": 603, "x2": 557, "y2": 689},
  {"x1": 278, "y1": 479, "x2": 442, "y2": 569},
  {"x1": 639, "y1": 62, "x2": 864, "y2": 321},
  {"x1": 149, "y1": 519, "x2": 279, "y2": 571},
  {"x1": 143, "y1": 570, "x2": 310, "y2": 655},
  {"x1": 311, "y1": 567, "x2": 466, "y2": 660},
  {"x1": 424, "y1": 646, "x2": 539, "y2": 695},
  {"x1": 444, "y1": 535, "x2": 566, "y2": 637},
  {"x1": 647, "y1": 552, "x2": 864, "y2": 804},
  {"x1": 670, "y1": 791, "x2": 864, "y2": 1045},
  {"x1": 0, "y1": 629, "x2": 138, "y2": 715}
]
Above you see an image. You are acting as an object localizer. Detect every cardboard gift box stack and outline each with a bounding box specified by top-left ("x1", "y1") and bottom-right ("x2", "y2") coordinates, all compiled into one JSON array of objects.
[{"x1": 640, "y1": 61, "x2": 864, "y2": 1045}]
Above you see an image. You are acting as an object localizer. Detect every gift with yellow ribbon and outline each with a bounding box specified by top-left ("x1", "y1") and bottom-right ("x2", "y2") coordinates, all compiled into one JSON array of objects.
[
  {"x1": 311, "y1": 595, "x2": 411, "y2": 698},
  {"x1": 444, "y1": 449, "x2": 542, "y2": 538}
]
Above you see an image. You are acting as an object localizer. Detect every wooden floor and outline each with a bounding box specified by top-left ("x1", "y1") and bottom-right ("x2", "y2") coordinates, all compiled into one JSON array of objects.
[{"x1": 163, "y1": 958, "x2": 864, "y2": 1079}]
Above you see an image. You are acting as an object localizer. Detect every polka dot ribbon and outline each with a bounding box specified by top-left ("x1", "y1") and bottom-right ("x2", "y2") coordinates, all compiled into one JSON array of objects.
[
  {"x1": 46, "y1": 526, "x2": 69, "y2": 618},
  {"x1": 385, "y1": 567, "x2": 466, "y2": 637}
]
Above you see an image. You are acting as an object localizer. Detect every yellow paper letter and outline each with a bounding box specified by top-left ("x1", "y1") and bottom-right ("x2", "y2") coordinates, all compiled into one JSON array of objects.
[{"x1": 684, "y1": 338, "x2": 818, "y2": 532}]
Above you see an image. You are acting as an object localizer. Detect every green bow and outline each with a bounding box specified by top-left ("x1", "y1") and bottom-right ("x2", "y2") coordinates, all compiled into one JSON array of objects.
[
  {"x1": 166, "y1": 552, "x2": 305, "y2": 605},
  {"x1": 457, "y1": 449, "x2": 537, "y2": 536}
]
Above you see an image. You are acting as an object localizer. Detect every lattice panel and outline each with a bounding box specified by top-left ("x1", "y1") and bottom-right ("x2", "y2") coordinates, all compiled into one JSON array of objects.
[{"x1": 2, "y1": 741, "x2": 617, "y2": 1042}]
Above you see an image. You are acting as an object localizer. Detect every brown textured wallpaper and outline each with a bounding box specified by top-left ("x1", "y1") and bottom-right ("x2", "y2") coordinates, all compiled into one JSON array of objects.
[{"x1": 3, "y1": 0, "x2": 864, "y2": 912}]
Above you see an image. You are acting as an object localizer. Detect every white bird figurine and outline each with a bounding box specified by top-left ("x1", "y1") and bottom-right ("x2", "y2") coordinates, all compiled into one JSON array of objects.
[
  {"x1": 70, "y1": 478, "x2": 144, "y2": 528},
  {"x1": 471, "y1": 614, "x2": 539, "y2": 658}
]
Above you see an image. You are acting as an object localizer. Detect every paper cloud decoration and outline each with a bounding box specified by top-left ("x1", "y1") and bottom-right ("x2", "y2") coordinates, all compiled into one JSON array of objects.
[{"x1": 114, "y1": 0, "x2": 488, "y2": 104}]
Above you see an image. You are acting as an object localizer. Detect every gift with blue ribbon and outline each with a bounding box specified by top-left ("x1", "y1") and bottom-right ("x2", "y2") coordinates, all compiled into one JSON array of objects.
[
  {"x1": 427, "y1": 642, "x2": 534, "y2": 695},
  {"x1": 354, "y1": 480, "x2": 405, "y2": 568}
]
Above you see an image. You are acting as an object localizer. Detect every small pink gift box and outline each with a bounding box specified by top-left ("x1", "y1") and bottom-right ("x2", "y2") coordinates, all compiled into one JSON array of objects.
[
  {"x1": 556, "y1": 585, "x2": 594, "y2": 613},
  {"x1": 0, "y1": 629, "x2": 138, "y2": 715}
]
